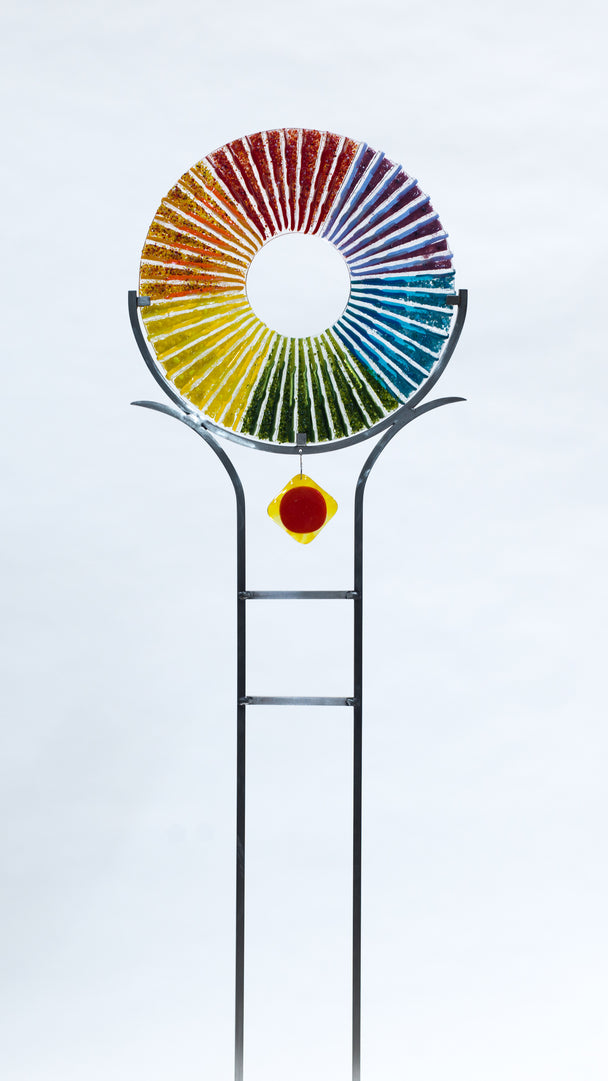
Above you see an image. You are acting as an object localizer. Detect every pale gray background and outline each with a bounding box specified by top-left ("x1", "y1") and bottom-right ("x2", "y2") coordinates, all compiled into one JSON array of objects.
[{"x1": 2, "y1": 1, "x2": 607, "y2": 1078}]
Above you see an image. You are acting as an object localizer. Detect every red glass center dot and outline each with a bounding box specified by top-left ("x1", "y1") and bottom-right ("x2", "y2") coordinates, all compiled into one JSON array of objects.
[{"x1": 279, "y1": 486, "x2": 327, "y2": 533}]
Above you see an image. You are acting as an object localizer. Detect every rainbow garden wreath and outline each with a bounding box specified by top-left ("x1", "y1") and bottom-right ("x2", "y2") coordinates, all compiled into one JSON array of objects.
[{"x1": 139, "y1": 128, "x2": 456, "y2": 447}]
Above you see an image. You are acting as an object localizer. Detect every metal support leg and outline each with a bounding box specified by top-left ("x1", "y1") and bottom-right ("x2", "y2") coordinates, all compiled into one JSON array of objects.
[
  {"x1": 235, "y1": 491, "x2": 247, "y2": 1081},
  {"x1": 235, "y1": 695, "x2": 245, "y2": 1081},
  {"x1": 352, "y1": 688, "x2": 363, "y2": 1081},
  {"x1": 353, "y1": 484, "x2": 364, "y2": 1081},
  {"x1": 349, "y1": 394, "x2": 464, "y2": 1079}
]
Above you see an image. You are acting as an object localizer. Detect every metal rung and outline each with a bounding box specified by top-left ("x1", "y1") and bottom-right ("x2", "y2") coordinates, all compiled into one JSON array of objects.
[
  {"x1": 240, "y1": 590, "x2": 359, "y2": 600},
  {"x1": 240, "y1": 695, "x2": 357, "y2": 707}
]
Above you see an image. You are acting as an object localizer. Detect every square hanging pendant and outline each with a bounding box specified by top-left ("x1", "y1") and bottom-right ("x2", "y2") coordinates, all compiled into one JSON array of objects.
[{"x1": 267, "y1": 474, "x2": 338, "y2": 544}]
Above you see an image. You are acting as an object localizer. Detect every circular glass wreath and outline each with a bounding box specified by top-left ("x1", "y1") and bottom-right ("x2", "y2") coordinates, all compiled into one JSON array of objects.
[{"x1": 139, "y1": 128, "x2": 456, "y2": 447}]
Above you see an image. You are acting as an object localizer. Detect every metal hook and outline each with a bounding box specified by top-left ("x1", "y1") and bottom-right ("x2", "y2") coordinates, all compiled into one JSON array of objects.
[{"x1": 296, "y1": 431, "x2": 306, "y2": 477}]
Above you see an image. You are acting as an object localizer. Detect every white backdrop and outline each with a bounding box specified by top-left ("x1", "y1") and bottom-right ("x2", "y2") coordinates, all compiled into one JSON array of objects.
[{"x1": 2, "y1": 1, "x2": 607, "y2": 1079}]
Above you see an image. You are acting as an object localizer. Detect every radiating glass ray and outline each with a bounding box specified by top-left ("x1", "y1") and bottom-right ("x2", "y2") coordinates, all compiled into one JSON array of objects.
[
  {"x1": 330, "y1": 163, "x2": 403, "y2": 247},
  {"x1": 340, "y1": 210, "x2": 440, "y2": 261},
  {"x1": 166, "y1": 315, "x2": 258, "y2": 383},
  {"x1": 308, "y1": 135, "x2": 357, "y2": 234},
  {"x1": 318, "y1": 142, "x2": 370, "y2": 239},
  {"x1": 158, "y1": 185, "x2": 256, "y2": 260},
  {"x1": 341, "y1": 185, "x2": 427, "y2": 244},
  {"x1": 148, "y1": 207, "x2": 254, "y2": 265},
  {"x1": 263, "y1": 129, "x2": 289, "y2": 230},
  {"x1": 188, "y1": 165, "x2": 263, "y2": 250},
  {"x1": 246, "y1": 131, "x2": 286, "y2": 233},
  {"x1": 324, "y1": 152, "x2": 393, "y2": 244},
  {"x1": 335, "y1": 317, "x2": 425, "y2": 398}
]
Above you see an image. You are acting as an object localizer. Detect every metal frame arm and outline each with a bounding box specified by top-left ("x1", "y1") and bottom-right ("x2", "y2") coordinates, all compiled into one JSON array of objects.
[
  {"x1": 131, "y1": 398, "x2": 247, "y2": 1081},
  {"x1": 350, "y1": 392, "x2": 465, "y2": 1081}
]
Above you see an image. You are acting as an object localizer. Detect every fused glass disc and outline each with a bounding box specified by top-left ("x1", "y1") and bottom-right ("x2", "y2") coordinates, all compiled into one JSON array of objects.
[
  {"x1": 139, "y1": 129, "x2": 457, "y2": 448},
  {"x1": 268, "y1": 474, "x2": 338, "y2": 544}
]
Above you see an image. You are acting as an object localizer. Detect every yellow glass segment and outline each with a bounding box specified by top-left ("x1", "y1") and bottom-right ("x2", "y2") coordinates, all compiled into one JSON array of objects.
[
  {"x1": 140, "y1": 293, "x2": 274, "y2": 417},
  {"x1": 205, "y1": 329, "x2": 276, "y2": 426},
  {"x1": 267, "y1": 473, "x2": 338, "y2": 545}
]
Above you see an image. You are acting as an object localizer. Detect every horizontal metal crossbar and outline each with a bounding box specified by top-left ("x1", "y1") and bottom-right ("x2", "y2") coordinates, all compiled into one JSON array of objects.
[
  {"x1": 239, "y1": 590, "x2": 359, "y2": 600},
  {"x1": 240, "y1": 695, "x2": 357, "y2": 707}
]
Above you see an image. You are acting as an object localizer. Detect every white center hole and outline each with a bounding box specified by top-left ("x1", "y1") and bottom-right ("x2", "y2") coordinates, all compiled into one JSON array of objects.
[{"x1": 246, "y1": 233, "x2": 350, "y2": 338}]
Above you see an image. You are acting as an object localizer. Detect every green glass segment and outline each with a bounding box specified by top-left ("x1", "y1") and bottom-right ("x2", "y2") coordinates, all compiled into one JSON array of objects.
[
  {"x1": 277, "y1": 342, "x2": 296, "y2": 444},
  {"x1": 296, "y1": 340, "x2": 315, "y2": 442},
  {"x1": 306, "y1": 340, "x2": 332, "y2": 443},
  {"x1": 258, "y1": 346, "x2": 287, "y2": 441},
  {"x1": 316, "y1": 341, "x2": 348, "y2": 439},
  {"x1": 320, "y1": 334, "x2": 368, "y2": 434},
  {"x1": 240, "y1": 337, "x2": 282, "y2": 436}
]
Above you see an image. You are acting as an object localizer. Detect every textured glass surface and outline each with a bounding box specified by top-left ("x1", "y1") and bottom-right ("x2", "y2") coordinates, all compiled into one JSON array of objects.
[
  {"x1": 139, "y1": 129, "x2": 456, "y2": 446},
  {"x1": 267, "y1": 474, "x2": 338, "y2": 544}
]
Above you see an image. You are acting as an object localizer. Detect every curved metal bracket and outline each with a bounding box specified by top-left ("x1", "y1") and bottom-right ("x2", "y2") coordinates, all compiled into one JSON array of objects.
[
  {"x1": 128, "y1": 292, "x2": 192, "y2": 417},
  {"x1": 355, "y1": 396, "x2": 465, "y2": 516},
  {"x1": 131, "y1": 398, "x2": 245, "y2": 517},
  {"x1": 128, "y1": 289, "x2": 468, "y2": 457}
]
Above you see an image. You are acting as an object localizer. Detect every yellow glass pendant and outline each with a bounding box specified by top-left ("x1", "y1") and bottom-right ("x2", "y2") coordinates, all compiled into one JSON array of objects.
[{"x1": 267, "y1": 474, "x2": 338, "y2": 544}]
